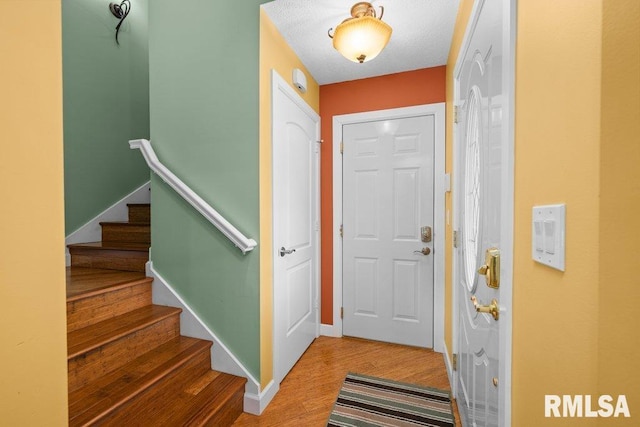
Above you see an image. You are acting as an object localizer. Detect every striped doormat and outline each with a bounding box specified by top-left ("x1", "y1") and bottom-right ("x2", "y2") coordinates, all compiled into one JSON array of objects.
[{"x1": 327, "y1": 373, "x2": 455, "y2": 427}]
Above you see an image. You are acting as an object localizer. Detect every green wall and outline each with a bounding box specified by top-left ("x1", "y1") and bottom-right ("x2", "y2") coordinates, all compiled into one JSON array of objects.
[
  {"x1": 149, "y1": 0, "x2": 266, "y2": 379},
  {"x1": 63, "y1": 0, "x2": 150, "y2": 233}
]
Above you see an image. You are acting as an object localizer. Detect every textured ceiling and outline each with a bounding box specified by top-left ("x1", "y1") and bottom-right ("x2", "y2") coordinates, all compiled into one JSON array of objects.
[{"x1": 262, "y1": 0, "x2": 460, "y2": 85}]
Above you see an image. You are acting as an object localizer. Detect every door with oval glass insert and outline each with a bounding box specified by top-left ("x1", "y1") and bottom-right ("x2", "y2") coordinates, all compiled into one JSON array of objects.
[{"x1": 454, "y1": 0, "x2": 514, "y2": 425}]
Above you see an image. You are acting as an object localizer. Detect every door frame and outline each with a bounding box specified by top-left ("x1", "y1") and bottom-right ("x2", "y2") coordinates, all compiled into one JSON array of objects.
[
  {"x1": 451, "y1": 0, "x2": 516, "y2": 424},
  {"x1": 271, "y1": 69, "x2": 321, "y2": 383},
  {"x1": 330, "y1": 103, "x2": 446, "y2": 353}
]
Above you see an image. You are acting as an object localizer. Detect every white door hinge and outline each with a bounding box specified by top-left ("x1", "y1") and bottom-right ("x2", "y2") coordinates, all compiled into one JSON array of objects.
[
  {"x1": 339, "y1": 224, "x2": 343, "y2": 238},
  {"x1": 452, "y1": 353, "x2": 458, "y2": 371},
  {"x1": 453, "y1": 230, "x2": 459, "y2": 248},
  {"x1": 454, "y1": 105, "x2": 459, "y2": 124}
]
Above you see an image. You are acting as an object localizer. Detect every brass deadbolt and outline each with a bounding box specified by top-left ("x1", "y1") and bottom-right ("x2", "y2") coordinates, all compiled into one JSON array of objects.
[{"x1": 477, "y1": 247, "x2": 500, "y2": 289}]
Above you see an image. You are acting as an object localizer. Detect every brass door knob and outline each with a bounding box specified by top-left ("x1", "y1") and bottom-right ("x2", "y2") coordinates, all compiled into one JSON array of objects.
[
  {"x1": 414, "y1": 247, "x2": 431, "y2": 256},
  {"x1": 471, "y1": 296, "x2": 499, "y2": 321}
]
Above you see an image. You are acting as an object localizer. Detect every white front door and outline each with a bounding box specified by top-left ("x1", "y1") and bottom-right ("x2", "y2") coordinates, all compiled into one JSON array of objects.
[
  {"x1": 454, "y1": 0, "x2": 514, "y2": 425},
  {"x1": 272, "y1": 71, "x2": 320, "y2": 383},
  {"x1": 342, "y1": 115, "x2": 435, "y2": 348}
]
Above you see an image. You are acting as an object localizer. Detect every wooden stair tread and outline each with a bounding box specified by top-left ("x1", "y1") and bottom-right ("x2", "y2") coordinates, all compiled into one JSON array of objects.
[
  {"x1": 68, "y1": 336, "x2": 212, "y2": 426},
  {"x1": 99, "y1": 221, "x2": 150, "y2": 226},
  {"x1": 66, "y1": 267, "x2": 149, "y2": 301},
  {"x1": 127, "y1": 203, "x2": 150, "y2": 207},
  {"x1": 68, "y1": 305, "x2": 181, "y2": 359},
  {"x1": 142, "y1": 371, "x2": 246, "y2": 426},
  {"x1": 68, "y1": 241, "x2": 150, "y2": 251}
]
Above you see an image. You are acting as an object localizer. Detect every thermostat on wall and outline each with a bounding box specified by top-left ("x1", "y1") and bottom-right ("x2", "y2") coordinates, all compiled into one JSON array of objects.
[
  {"x1": 292, "y1": 68, "x2": 307, "y2": 93},
  {"x1": 532, "y1": 204, "x2": 566, "y2": 271}
]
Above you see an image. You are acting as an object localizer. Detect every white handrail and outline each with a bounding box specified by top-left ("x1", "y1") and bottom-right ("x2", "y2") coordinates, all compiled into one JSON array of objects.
[{"x1": 130, "y1": 139, "x2": 257, "y2": 254}]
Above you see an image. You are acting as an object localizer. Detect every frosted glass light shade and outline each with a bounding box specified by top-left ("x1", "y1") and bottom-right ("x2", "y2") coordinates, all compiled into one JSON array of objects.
[{"x1": 332, "y1": 16, "x2": 392, "y2": 63}]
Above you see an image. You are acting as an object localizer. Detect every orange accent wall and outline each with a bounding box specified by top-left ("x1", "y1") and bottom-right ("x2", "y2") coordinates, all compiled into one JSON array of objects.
[{"x1": 319, "y1": 67, "x2": 446, "y2": 324}]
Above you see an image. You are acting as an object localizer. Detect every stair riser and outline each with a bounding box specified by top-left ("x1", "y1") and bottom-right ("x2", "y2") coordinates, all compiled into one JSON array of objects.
[
  {"x1": 128, "y1": 205, "x2": 151, "y2": 224},
  {"x1": 93, "y1": 351, "x2": 213, "y2": 426},
  {"x1": 70, "y1": 345, "x2": 212, "y2": 427},
  {"x1": 68, "y1": 338, "x2": 210, "y2": 423},
  {"x1": 202, "y1": 387, "x2": 244, "y2": 427},
  {"x1": 70, "y1": 249, "x2": 148, "y2": 272},
  {"x1": 101, "y1": 224, "x2": 150, "y2": 244},
  {"x1": 67, "y1": 281, "x2": 152, "y2": 333},
  {"x1": 154, "y1": 374, "x2": 246, "y2": 425},
  {"x1": 68, "y1": 315, "x2": 180, "y2": 393}
]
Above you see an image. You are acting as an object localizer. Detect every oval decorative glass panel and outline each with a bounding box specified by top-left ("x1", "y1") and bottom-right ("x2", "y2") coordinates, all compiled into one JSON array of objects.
[{"x1": 463, "y1": 86, "x2": 482, "y2": 291}]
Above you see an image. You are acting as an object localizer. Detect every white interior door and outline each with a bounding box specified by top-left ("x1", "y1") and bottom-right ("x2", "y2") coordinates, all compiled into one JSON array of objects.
[
  {"x1": 342, "y1": 115, "x2": 435, "y2": 348},
  {"x1": 454, "y1": 0, "x2": 514, "y2": 425},
  {"x1": 272, "y1": 71, "x2": 320, "y2": 383}
]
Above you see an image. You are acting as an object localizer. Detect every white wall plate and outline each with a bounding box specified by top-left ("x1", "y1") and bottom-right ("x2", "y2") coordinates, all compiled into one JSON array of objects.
[{"x1": 532, "y1": 204, "x2": 566, "y2": 271}]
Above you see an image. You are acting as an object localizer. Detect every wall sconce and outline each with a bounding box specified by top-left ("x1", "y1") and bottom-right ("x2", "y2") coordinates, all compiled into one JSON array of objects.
[
  {"x1": 109, "y1": 0, "x2": 131, "y2": 45},
  {"x1": 328, "y1": 2, "x2": 392, "y2": 64}
]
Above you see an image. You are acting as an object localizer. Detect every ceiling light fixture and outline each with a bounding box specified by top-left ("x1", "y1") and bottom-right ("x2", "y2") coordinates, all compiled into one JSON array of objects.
[{"x1": 328, "y1": 2, "x2": 392, "y2": 64}]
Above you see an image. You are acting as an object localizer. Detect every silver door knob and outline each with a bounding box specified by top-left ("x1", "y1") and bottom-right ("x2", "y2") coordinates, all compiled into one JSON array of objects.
[
  {"x1": 280, "y1": 247, "x2": 296, "y2": 257},
  {"x1": 414, "y1": 247, "x2": 431, "y2": 256}
]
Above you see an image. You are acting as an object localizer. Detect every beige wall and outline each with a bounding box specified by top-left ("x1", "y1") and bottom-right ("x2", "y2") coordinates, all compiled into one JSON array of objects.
[
  {"x1": 259, "y1": 7, "x2": 320, "y2": 389},
  {"x1": 598, "y1": 0, "x2": 640, "y2": 425},
  {"x1": 0, "y1": 0, "x2": 68, "y2": 424},
  {"x1": 513, "y1": 2, "x2": 602, "y2": 425}
]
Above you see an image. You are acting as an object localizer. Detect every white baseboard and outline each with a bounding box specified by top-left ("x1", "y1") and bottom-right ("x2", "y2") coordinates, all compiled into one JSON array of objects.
[
  {"x1": 148, "y1": 262, "x2": 274, "y2": 414},
  {"x1": 65, "y1": 181, "x2": 151, "y2": 265},
  {"x1": 243, "y1": 380, "x2": 279, "y2": 416},
  {"x1": 320, "y1": 323, "x2": 342, "y2": 337},
  {"x1": 442, "y1": 341, "x2": 455, "y2": 393}
]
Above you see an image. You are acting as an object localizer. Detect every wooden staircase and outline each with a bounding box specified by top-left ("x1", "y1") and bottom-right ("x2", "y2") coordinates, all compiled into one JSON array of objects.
[{"x1": 66, "y1": 203, "x2": 246, "y2": 426}]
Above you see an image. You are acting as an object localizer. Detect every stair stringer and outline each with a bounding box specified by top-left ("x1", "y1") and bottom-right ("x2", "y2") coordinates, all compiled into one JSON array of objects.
[
  {"x1": 147, "y1": 261, "x2": 278, "y2": 416},
  {"x1": 65, "y1": 181, "x2": 151, "y2": 265}
]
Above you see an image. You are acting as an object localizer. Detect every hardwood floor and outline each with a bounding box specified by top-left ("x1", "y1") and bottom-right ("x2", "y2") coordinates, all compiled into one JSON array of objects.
[{"x1": 233, "y1": 336, "x2": 461, "y2": 426}]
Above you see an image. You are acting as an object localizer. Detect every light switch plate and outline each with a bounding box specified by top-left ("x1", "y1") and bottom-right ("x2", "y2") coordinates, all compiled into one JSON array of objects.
[{"x1": 532, "y1": 204, "x2": 565, "y2": 271}]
